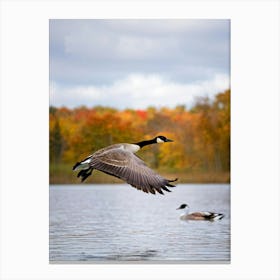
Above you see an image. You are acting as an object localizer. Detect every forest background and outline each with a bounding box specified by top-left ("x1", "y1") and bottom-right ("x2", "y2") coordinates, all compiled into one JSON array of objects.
[{"x1": 50, "y1": 89, "x2": 230, "y2": 184}]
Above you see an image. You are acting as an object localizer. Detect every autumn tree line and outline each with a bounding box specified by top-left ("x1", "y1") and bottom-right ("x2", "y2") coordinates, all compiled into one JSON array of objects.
[{"x1": 50, "y1": 89, "x2": 230, "y2": 184}]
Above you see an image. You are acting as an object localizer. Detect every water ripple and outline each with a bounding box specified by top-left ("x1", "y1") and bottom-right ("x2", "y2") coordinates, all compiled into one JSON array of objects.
[{"x1": 50, "y1": 184, "x2": 230, "y2": 262}]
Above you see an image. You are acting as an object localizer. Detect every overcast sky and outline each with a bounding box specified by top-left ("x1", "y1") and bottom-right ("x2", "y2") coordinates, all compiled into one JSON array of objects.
[{"x1": 50, "y1": 19, "x2": 230, "y2": 109}]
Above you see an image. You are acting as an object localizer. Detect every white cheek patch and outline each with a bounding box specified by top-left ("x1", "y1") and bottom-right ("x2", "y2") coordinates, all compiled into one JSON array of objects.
[{"x1": 156, "y1": 138, "x2": 164, "y2": 143}]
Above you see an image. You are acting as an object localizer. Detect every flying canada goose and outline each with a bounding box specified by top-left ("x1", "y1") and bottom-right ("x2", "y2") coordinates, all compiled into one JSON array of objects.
[
  {"x1": 73, "y1": 136, "x2": 178, "y2": 194},
  {"x1": 176, "y1": 204, "x2": 224, "y2": 221}
]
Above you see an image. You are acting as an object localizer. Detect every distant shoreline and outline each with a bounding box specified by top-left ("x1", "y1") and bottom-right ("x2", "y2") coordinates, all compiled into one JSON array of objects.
[{"x1": 50, "y1": 163, "x2": 230, "y2": 185}]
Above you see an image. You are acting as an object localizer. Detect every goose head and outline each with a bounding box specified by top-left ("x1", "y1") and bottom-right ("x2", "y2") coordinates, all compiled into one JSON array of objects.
[
  {"x1": 134, "y1": 136, "x2": 174, "y2": 149},
  {"x1": 176, "y1": 203, "x2": 190, "y2": 215},
  {"x1": 155, "y1": 135, "x2": 173, "y2": 143},
  {"x1": 176, "y1": 203, "x2": 189, "y2": 210}
]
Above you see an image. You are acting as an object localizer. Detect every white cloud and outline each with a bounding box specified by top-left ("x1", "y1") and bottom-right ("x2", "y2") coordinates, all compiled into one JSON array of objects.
[
  {"x1": 50, "y1": 73, "x2": 229, "y2": 109},
  {"x1": 50, "y1": 19, "x2": 230, "y2": 87}
]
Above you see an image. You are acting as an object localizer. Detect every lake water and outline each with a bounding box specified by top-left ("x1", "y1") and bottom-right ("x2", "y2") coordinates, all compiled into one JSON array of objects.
[{"x1": 49, "y1": 184, "x2": 230, "y2": 263}]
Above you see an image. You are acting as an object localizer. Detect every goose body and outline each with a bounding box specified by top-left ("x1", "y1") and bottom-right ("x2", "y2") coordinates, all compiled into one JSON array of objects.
[
  {"x1": 176, "y1": 204, "x2": 224, "y2": 221},
  {"x1": 73, "y1": 136, "x2": 177, "y2": 194}
]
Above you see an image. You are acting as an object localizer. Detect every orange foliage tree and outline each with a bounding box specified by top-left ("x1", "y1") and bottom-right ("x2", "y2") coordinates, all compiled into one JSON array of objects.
[{"x1": 50, "y1": 89, "x2": 230, "y2": 174}]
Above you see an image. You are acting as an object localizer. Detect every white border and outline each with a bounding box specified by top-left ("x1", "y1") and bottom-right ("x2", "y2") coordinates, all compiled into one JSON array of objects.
[{"x1": 0, "y1": 1, "x2": 279, "y2": 280}]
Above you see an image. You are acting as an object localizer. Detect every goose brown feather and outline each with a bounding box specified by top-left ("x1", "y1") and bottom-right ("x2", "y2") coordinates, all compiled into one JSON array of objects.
[{"x1": 88, "y1": 145, "x2": 176, "y2": 194}]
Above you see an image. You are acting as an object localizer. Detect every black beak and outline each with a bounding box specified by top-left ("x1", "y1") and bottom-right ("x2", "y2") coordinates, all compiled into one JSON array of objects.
[{"x1": 165, "y1": 138, "x2": 173, "y2": 142}]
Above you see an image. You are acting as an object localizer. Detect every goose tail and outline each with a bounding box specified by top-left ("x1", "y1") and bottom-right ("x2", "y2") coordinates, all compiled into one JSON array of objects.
[
  {"x1": 73, "y1": 161, "x2": 81, "y2": 171},
  {"x1": 212, "y1": 213, "x2": 225, "y2": 221},
  {"x1": 77, "y1": 168, "x2": 94, "y2": 182},
  {"x1": 72, "y1": 156, "x2": 92, "y2": 171},
  {"x1": 73, "y1": 156, "x2": 93, "y2": 182}
]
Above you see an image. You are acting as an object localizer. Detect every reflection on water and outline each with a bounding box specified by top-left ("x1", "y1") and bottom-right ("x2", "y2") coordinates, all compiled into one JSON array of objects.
[
  {"x1": 79, "y1": 249, "x2": 159, "y2": 261},
  {"x1": 49, "y1": 184, "x2": 230, "y2": 262}
]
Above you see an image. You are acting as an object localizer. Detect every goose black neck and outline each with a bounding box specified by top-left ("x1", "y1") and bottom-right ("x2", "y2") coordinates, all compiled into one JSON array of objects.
[{"x1": 134, "y1": 139, "x2": 156, "y2": 148}]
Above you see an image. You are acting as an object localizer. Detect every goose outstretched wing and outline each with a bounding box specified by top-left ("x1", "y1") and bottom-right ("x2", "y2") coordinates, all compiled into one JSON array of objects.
[{"x1": 89, "y1": 147, "x2": 177, "y2": 194}]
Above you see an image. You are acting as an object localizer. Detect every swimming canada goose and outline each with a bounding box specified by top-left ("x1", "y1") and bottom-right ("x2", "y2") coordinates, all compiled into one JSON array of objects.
[
  {"x1": 176, "y1": 204, "x2": 224, "y2": 221},
  {"x1": 73, "y1": 136, "x2": 177, "y2": 194}
]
